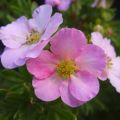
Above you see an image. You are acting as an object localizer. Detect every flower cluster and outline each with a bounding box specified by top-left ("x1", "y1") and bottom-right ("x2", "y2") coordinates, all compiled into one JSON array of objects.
[{"x1": 0, "y1": 4, "x2": 120, "y2": 107}]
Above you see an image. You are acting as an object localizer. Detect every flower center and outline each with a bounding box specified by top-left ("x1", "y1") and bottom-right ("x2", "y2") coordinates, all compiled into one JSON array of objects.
[
  {"x1": 56, "y1": 60, "x2": 77, "y2": 79},
  {"x1": 26, "y1": 30, "x2": 41, "y2": 44},
  {"x1": 107, "y1": 57, "x2": 113, "y2": 68}
]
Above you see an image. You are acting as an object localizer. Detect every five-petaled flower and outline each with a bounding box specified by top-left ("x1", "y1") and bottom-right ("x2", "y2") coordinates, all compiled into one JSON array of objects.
[
  {"x1": 27, "y1": 28, "x2": 106, "y2": 107},
  {"x1": 91, "y1": 32, "x2": 120, "y2": 93},
  {"x1": 0, "y1": 4, "x2": 63, "y2": 69}
]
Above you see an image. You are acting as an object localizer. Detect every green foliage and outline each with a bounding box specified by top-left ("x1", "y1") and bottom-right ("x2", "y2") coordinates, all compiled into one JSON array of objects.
[
  {"x1": 0, "y1": 0, "x2": 120, "y2": 120},
  {"x1": 0, "y1": 0, "x2": 37, "y2": 23}
]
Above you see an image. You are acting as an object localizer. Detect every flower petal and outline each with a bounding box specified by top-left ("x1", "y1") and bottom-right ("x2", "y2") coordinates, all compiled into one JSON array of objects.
[
  {"x1": 58, "y1": 0, "x2": 72, "y2": 11},
  {"x1": 75, "y1": 44, "x2": 106, "y2": 77},
  {"x1": 99, "y1": 69, "x2": 108, "y2": 81},
  {"x1": 32, "y1": 4, "x2": 52, "y2": 33},
  {"x1": 0, "y1": 16, "x2": 30, "y2": 49},
  {"x1": 45, "y1": 0, "x2": 61, "y2": 6},
  {"x1": 50, "y1": 28, "x2": 87, "y2": 59},
  {"x1": 1, "y1": 46, "x2": 28, "y2": 69},
  {"x1": 69, "y1": 71, "x2": 99, "y2": 102},
  {"x1": 32, "y1": 74, "x2": 60, "y2": 101},
  {"x1": 41, "y1": 13, "x2": 63, "y2": 40},
  {"x1": 91, "y1": 32, "x2": 116, "y2": 58},
  {"x1": 59, "y1": 81, "x2": 84, "y2": 107},
  {"x1": 108, "y1": 57, "x2": 120, "y2": 93},
  {"x1": 26, "y1": 50, "x2": 58, "y2": 79},
  {"x1": 26, "y1": 39, "x2": 50, "y2": 58}
]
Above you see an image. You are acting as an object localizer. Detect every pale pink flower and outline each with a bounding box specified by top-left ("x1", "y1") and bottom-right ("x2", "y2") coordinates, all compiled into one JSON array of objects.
[
  {"x1": 45, "y1": 0, "x2": 72, "y2": 11},
  {"x1": 27, "y1": 28, "x2": 106, "y2": 107},
  {"x1": 0, "y1": 5, "x2": 63, "y2": 69},
  {"x1": 91, "y1": 32, "x2": 120, "y2": 93}
]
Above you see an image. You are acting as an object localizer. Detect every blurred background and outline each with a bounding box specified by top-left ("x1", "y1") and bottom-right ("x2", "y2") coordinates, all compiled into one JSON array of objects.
[{"x1": 0, "y1": 0, "x2": 120, "y2": 120}]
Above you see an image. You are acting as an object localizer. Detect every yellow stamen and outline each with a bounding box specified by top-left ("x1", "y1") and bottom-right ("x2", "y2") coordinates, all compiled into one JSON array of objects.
[
  {"x1": 56, "y1": 60, "x2": 77, "y2": 79},
  {"x1": 26, "y1": 30, "x2": 41, "y2": 44}
]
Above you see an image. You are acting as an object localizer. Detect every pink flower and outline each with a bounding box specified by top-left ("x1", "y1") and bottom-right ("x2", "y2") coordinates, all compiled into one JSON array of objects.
[
  {"x1": 91, "y1": 32, "x2": 120, "y2": 93},
  {"x1": 27, "y1": 28, "x2": 106, "y2": 107},
  {"x1": 0, "y1": 5, "x2": 63, "y2": 69},
  {"x1": 45, "y1": 0, "x2": 72, "y2": 11}
]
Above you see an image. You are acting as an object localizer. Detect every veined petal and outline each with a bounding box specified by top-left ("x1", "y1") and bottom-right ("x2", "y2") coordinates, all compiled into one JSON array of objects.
[
  {"x1": 50, "y1": 28, "x2": 87, "y2": 59},
  {"x1": 0, "y1": 16, "x2": 30, "y2": 49},
  {"x1": 59, "y1": 81, "x2": 84, "y2": 107},
  {"x1": 69, "y1": 71, "x2": 99, "y2": 102},
  {"x1": 75, "y1": 44, "x2": 106, "y2": 77},
  {"x1": 32, "y1": 4, "x2": 52, "y2": 33},
  {"x1": 32, "y1": 74, "x2": 60, "y2": 101},
  {"x1": 26, "y1": 50, "x2": 58, "y2": 79},
  {"x1": 41, "y1": 13, "x2": 63, "y2": 40}
]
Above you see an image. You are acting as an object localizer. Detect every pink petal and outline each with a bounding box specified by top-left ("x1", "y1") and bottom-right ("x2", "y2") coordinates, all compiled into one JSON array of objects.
[
  {"x1": 108, "y1": 57, "x2": 120, "y2": 93},
  {"x1": 0, "y1": 16, "x2": 30, "y2": 49},
  {"x1": 1, "y1": 46, "x2": 28, "y2": 69},
  {"x1": 59, "y1": 81, "x2": 84, "y2": 107},
  {"x1": 98, "y1": 69, "x2": 108, "y2": 81},
  {"x1": 75, "y1": 44, "x2": 106, "y2": 77},
  {"x1": 26, "y1": 50, "x2": 58, "y2": 79},
  {"x1": 32, "y1": 4, "x2": 52, "y2": 33},
  {"x1": 91, "y1": 32, "x2": 116, "y2": 58},
  {"x1": 45, "y1": 0, "x2": 61, "y2": 6},
  {"x1": 58, "y1": 0, "x2": 72, "y2": 11},
  {"x1": 69, "y1": 71, "x2": 99, "y2": 102},
  {"x1": 32, "y1": 74, "x2": 60, "y2": 101},
  {"x1": 50, "y1": 28, "x2": 87, "y2": 59},
  {"x1": 41, "y1": 13, "x2": 63, "y2": 40}
]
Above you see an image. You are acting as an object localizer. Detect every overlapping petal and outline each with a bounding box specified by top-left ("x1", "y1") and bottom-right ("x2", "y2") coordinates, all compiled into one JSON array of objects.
[
  {"x1": 59, "y1": 81, "x2": 84, "y2": 107},
  {"x1": 32, "y1": 74, "x2": 60, "y2": 101},
  {"x1": 98, "y1": 69, "x2": 108, "y2": 81},
  {"x1": 41, "y1": 13, "x2": 63, "y2": 40},
  {"x1": 27, "y1": 50, "x2": 58, "y2": 79},
  {"x1": 75, "y1": 44, "x2": 106, "y2": 77},
  {"x1": 91, "y1": 32, "x2": 116, "y2": 58},
  {"x1": 69, "y1": 71, "x2": 99, "y2": 102},
  {"x1": 26, "y1": 39, "x2": 50, "y2": 58}
]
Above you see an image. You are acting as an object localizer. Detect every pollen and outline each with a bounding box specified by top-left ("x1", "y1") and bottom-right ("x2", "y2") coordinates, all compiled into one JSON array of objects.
[
  {"x1": 107, "y1": 57, "x2": 113, "y2": 68},
  {"x1": 26, "y1": 30, "x2": 41, "y2": 44},
  {"x1": 56, "y1": 60, "x2": 77, "y2": 79}
]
